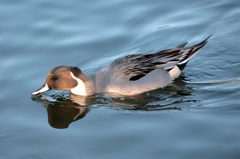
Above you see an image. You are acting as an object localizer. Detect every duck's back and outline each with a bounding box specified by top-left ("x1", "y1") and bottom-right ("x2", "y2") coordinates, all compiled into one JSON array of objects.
[{"x1": 89, "y1": 35, "x2": 211, "y2": 95}]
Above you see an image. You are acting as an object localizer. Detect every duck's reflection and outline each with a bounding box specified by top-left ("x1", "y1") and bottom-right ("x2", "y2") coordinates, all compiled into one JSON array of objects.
[
  {"x1": 47, "y1": 104, "x2": 89, "y2": 129},
  {"x1": 32, "y1": 93, "x2": 93, "y2": 129},
  {"x1": 32, "y1": 76, "x2": 198, "y2": 129}
]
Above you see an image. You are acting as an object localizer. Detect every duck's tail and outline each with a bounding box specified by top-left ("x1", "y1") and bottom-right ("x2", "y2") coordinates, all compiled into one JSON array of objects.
[
  {"x1": 169, "y1": 35, "x2": 212, "y2": 80},
  {"x1": 177, "y1": 35, "x2": 212, "y2": 71}
]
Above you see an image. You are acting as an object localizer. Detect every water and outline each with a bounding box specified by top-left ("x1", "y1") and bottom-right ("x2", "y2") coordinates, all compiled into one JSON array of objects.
[{"x1": 1, "y1": 0, "x2": 240, "y2": 158}]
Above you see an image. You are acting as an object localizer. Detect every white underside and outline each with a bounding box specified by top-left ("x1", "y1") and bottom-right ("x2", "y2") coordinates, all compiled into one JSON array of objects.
[{"x1": 169, "y1": 66, "x2": 182, "y2": 80}]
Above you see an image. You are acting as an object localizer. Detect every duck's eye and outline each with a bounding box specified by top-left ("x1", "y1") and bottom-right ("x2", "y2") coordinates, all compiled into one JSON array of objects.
[{"x1": 52, "y1": 77, "x2": 58, "y2": 81}]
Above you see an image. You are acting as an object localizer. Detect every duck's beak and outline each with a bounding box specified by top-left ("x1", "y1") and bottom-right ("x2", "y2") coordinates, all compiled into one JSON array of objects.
[{"x1": 31, "y1": 83, "x2": 50, "y2": 96}]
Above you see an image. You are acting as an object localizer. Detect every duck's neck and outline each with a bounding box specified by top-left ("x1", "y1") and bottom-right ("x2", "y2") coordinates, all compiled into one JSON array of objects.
[{"x1": 70, "y1": 72, "x2": 95, "y2": 96}]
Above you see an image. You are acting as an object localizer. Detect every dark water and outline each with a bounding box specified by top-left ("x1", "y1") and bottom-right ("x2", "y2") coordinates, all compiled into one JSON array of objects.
[{"x1": 1, "y1": 0, "x2": 240, "y2": 158}]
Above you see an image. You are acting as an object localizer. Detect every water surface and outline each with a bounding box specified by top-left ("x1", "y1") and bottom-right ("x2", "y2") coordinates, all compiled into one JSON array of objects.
[{"x1": 1, "y1": 0, "x2": 240, "y2": 158}]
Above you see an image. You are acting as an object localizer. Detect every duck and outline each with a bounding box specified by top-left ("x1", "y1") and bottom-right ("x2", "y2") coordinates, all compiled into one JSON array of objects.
[{"x1": 32, "y1": 35, "x2": 211, "y2": 96}]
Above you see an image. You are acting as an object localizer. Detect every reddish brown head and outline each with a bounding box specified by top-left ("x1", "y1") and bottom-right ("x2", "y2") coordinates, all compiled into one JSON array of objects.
[{"x1": 32, "y1": 66, "x2": 82, "y2": 96}]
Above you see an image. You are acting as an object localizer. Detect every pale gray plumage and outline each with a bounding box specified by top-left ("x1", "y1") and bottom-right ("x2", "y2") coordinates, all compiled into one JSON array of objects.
[{"x1": 32, "y1": 35, "x2": 211, "y2": 96}]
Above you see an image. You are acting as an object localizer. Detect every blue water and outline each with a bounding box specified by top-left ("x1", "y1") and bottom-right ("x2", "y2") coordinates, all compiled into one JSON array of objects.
[{"x1": 1, "y1": 0, "x2": 240, "y2": 158}]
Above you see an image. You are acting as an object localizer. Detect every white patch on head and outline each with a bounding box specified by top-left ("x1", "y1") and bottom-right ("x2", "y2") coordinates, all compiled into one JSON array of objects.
[
  {"x1": 32, "y1": 84, "x2": 49, "y2": 95},
  {"x1": 69, "y1": 72, "x2": 87, "y2": 96},
  {"x1": 169, "y1": 66, "x2": 181, "y2": 80}
]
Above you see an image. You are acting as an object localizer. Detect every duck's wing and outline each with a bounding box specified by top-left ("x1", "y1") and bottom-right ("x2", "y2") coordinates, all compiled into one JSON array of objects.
[
  {"x1": 109, "y1": 51, "x2": 184, "y2": 81},
  {"x1": 106, "y1": 35, "x2": 211, "y2": 81}
]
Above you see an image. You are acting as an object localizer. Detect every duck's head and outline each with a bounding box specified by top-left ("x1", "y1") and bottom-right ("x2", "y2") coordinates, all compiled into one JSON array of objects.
[{"x1": 31, "y1": 66, "x2": 85, "y2": 96}]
